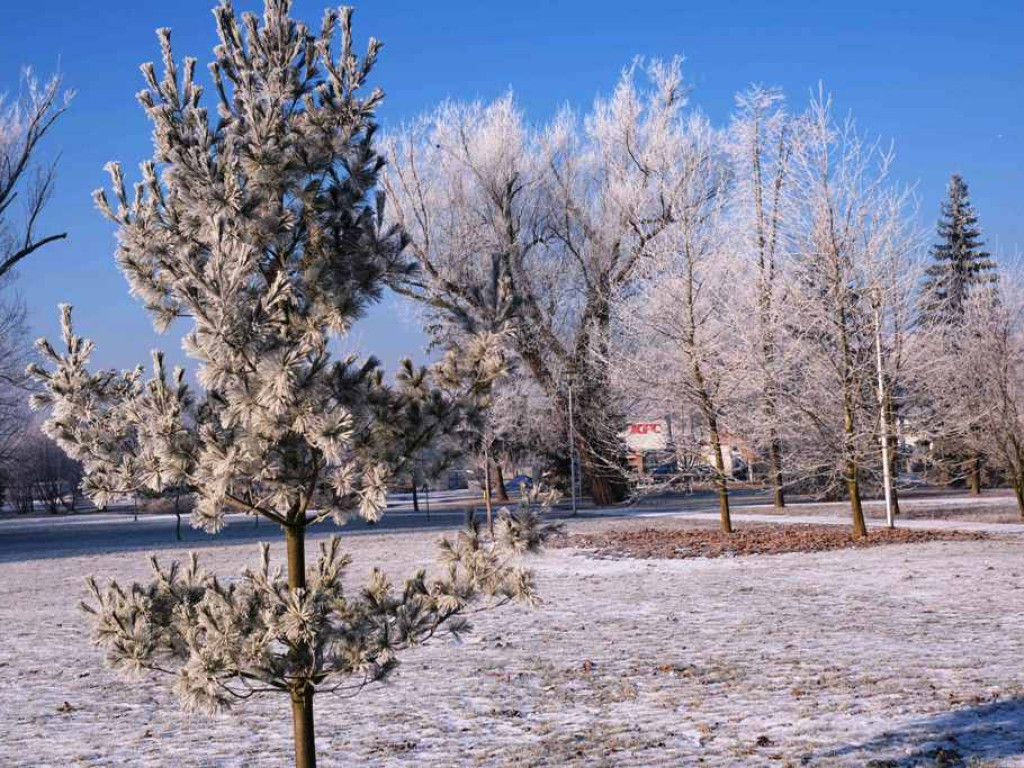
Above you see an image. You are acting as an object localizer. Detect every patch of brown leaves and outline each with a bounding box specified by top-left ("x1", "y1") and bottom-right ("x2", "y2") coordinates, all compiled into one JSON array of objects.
[{"x1": 552, "y1": 524, "x2": 987, "y2": 560}]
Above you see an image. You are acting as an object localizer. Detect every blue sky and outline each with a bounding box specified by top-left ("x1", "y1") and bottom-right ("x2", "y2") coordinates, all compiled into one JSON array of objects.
[{"x1": 2, "y1": 0, "x2": 1021, "y2": 375}]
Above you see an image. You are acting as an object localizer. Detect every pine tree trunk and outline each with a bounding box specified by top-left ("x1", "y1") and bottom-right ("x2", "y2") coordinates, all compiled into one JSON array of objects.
[
  {"x1": 285, "y1": 524, "x2": 317, "y2": 768},
  {"x1": 290, "y1": 687, "x2": 316, "y2": 768}
]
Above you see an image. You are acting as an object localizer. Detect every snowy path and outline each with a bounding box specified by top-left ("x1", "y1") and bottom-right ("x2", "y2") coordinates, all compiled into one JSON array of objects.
[{"x1": 2, "y1": 521, "x2": 1024, "y2": 766}]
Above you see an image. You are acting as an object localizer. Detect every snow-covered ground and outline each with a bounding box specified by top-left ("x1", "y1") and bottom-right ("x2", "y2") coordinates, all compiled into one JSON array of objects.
[{"x1": 1, "y1": 519, "x2": 1023, "y2": 766}]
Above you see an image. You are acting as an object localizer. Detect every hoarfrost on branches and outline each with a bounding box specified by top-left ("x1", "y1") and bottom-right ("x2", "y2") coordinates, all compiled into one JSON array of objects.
[{"x1": 25, "y1": 2, "x2": 560, "y2": 765}]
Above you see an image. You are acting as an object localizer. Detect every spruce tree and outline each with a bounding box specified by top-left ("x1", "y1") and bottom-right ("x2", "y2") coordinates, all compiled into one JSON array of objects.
[
  {"x1": 27, "y1": 3, "x2": 556, "y2": 766},
  {"x1": 919, "y1": 174, "x2": 999, "y2": 493},
  {"x1": 920, "y1": 174, "x2": 997, "y2": 325}
]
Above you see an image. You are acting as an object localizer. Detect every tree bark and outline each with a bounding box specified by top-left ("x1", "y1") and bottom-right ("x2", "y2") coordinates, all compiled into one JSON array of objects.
[
  {"x1": 483, "y1": 447, "x2": 494, "y2": 534},
  {"x1": 968, "y1": 454, "x2": 982, "y2": 495},
  {"x1": 1014, "y1": 477, "x2": 1024, "y2": 520},
  {"x1": 708, "y1": 418, "x2": 732, "y2": 534},
  {"x1": 768, "y1": 432, "x2": 785, "y2": 509},
  {"x1": 516, "y1": 341, "x2": 627, "y2": 506},
  {"x1": 285, "y1": 524, "x2": 317, "y2": 768},
  {"x1": 836, "y1": 290, "x2": 864, "y2": 538},
  {"x1": 847, "y1": 462, "x2": 867, "y2": 538},
  {"x1": 576, "y1": 437, "x2": 627, "y2": 507},
  {"x1": 885, "y1": 395, "x2": 901, "y2": 518},
  {"x1": 689, "y1": 329, "x2": 731, "y2": 533},
  {"x1": 840, "y1": 350, "x2": 865, "y2": 537},
  {"x1": 290, "y1": 687, "x2": 316, "y2": 768},
  {"x1": 492, "y1": 462, "x2": 509, "y2": 502}
]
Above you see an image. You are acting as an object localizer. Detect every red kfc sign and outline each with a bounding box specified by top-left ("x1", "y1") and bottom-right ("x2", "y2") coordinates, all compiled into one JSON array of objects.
[
  {"x1": 629, "y1": 423, "x2": 663, "y2": 435},
  {"x1": 623, "y1": 421, "x2": 667, "y2": 451}
]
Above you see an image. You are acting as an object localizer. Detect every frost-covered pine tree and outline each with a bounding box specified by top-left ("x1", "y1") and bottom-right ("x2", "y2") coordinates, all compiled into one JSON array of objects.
[
  {"x1": 919, "y1": 174, "x2": 997, "y2": 326},
  {"x1": 917, "y1": 174, "x2": 997, "y2": 492},
  {"x1": 27, "y1": 4, "x2": 556, "y2": 766}
]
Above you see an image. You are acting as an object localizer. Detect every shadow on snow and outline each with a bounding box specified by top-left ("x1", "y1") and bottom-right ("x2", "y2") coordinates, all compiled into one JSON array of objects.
[{"x1": 817, "y1": 697, "x2": 1024, "y2": 766}]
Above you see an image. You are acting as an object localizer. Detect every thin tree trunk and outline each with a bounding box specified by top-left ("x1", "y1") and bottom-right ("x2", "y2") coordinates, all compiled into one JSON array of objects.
[
  {"x1": 290, "y1": 688, "x2": 316, "y2": 768},
  {"x1": 760, "y1": 358, "x2": 785, "y2": 509},
  {"x1": 889, "y1": 467, "x2": 901, "y2": 519},
  {"x1": 683, "y1": 239, "x2": 731, "y2": 534},
  {"x1": 285, "y1": 524, "x2": 316, "y2": 768},
  {"x1": 690, "y1": 339, "x2": 731, "y2": 533},
  {"x1": 411, "y1": 483, "x2": 419, "y2": 512},
  {"x1": 836, "y1": 282, "x2": 864, "y2": 538},
  {"x1": 847, "y1": 465, "x2": 867, "y2": 538},
  {"x1": 708, "y1": 419, "x2": 732, "y2": 534},
  {"x1": 751, "y1": 105, "x2": 788, "y2": 511},
  {"x1": 483, "y1": 446, "x2": 494, "y2": 535},
  {"x1": 768, "y1": 431, "x2": 785, "y2": 508},
  {"x1": 885, "y1": 394, "x2": 901, "y2": 518},
  {"x1": 840, "y1": 354, "x2": 866, "y2": 537}
]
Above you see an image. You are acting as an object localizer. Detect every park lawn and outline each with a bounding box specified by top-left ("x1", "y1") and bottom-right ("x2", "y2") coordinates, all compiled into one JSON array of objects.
[{"x1": 0, "y1": 517, "x2": 1022, "y2": 766}]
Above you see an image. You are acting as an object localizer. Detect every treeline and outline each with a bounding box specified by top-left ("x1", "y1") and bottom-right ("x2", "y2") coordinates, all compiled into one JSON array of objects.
[{"x1": 384, "y1": 66, "x2": 1019, "y2": 533}]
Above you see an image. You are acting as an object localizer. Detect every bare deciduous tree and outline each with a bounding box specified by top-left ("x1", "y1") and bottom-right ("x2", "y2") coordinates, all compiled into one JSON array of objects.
[
  {"x1": 3, "y1": 428, "x2": 83, "y2": 513},
  {"x1": 777, "y1": 90, "x2": 916, "y2": 536},
  {"x1": 385, "y1": 59, "x2": 702, "y2": 506},
  {"x1": 0, "y1": 69, "x2": 71, "y2": 278},
  {"x1": 925, "y1": 268, "x2": 1024, "y2": 515},
  {"x1": 725, "y1": 87, "x2": 794, "y2": 508},
  {"x1": 610, "y1": 114, "x2": 739, "y2": 531}
]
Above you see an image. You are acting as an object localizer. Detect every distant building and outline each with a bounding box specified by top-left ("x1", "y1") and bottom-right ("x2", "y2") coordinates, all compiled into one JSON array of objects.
[{"x1": 621, "y1": 415, "x2": 752, "y2": 482}]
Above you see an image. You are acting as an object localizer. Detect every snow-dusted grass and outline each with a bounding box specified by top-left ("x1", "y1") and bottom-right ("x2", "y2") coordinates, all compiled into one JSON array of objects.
[
  {"x1": 737, "y1": 490, "x2": 1024, "y2": 525},
  {"x1": 1, "y1": 519, "x2": 1023, "y2": 766}
]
